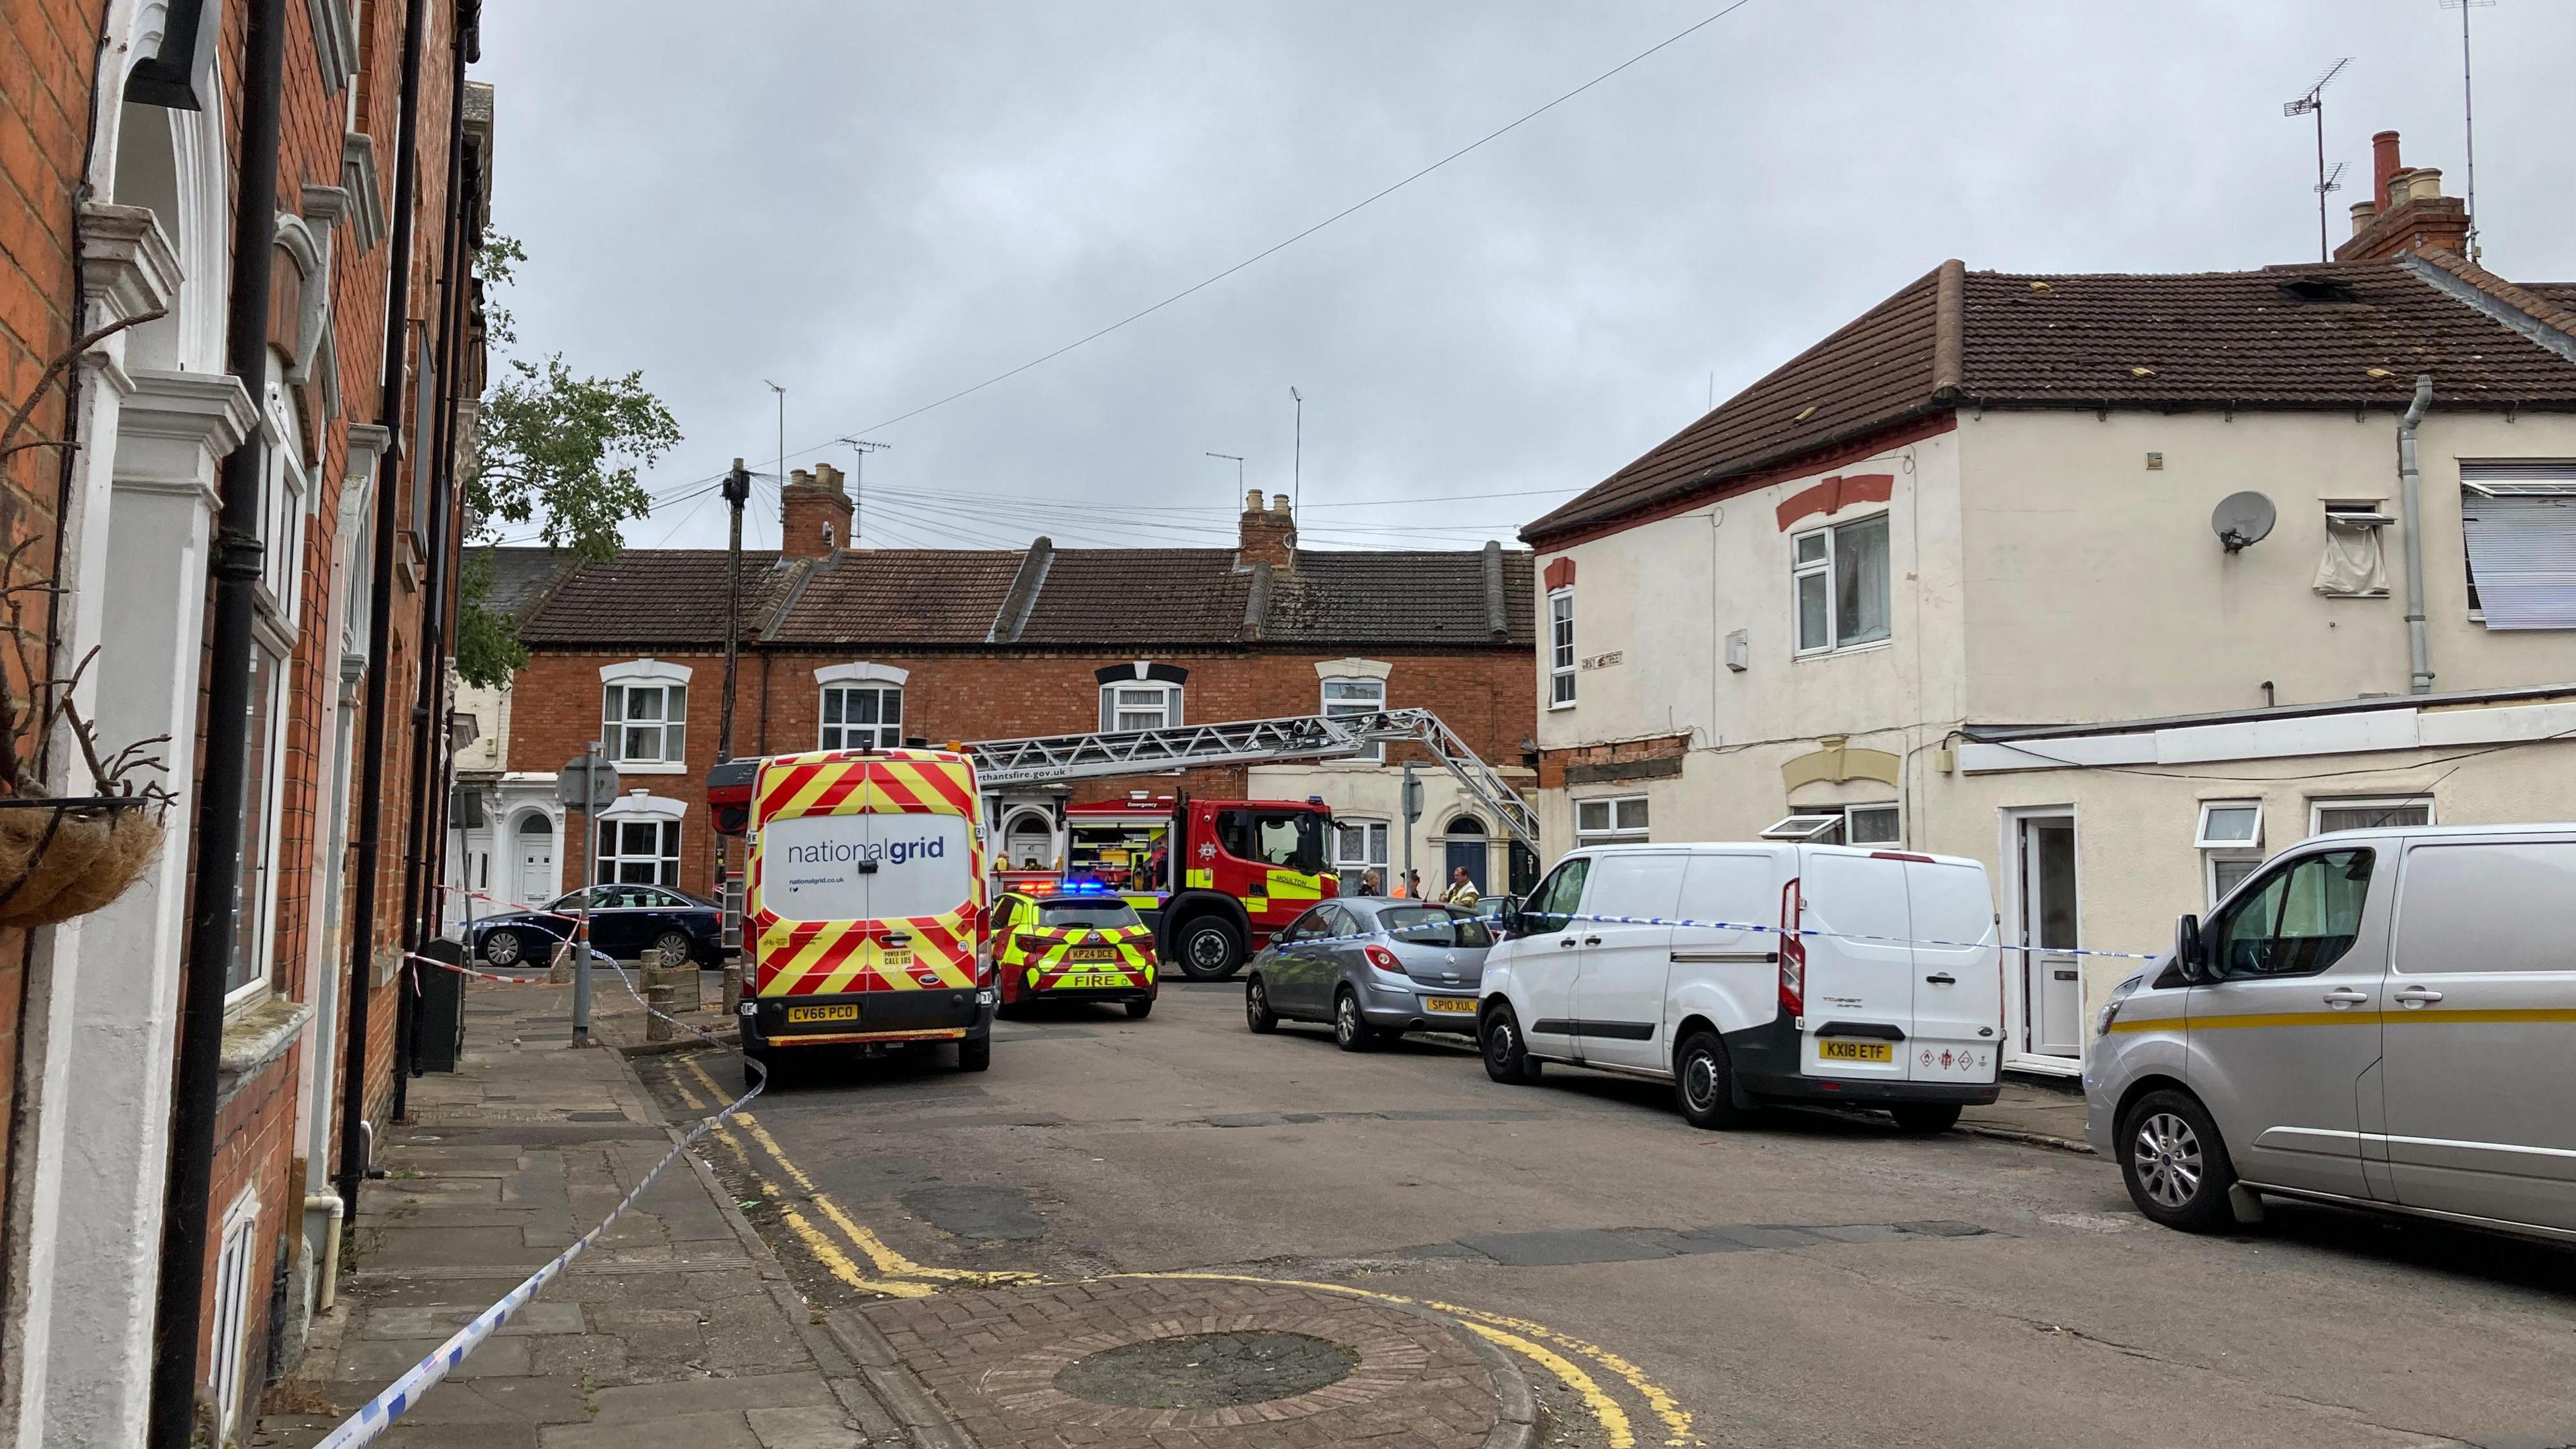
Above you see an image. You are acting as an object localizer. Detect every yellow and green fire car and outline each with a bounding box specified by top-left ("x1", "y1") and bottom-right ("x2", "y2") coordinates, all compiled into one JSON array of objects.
[{"x1": 990, "y1": 887, "x2": 1159, "y2": 1018}]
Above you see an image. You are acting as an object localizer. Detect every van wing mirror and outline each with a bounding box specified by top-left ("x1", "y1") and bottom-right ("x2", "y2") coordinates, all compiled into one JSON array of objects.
[{"x1": 2174, "y1": 913, "x2": 2204, "y2": 982}]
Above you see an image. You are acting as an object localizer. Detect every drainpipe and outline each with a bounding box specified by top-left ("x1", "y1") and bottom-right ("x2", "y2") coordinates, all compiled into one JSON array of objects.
[
  {"x1": 394, "y1": 18, "x2": 473, "y2": 1117},
  {"x1": 343, "y1": 0, "x2": 433, "y2": 1220},
  {"x1": 148, "y1": 0, "x2": 284, "y2": 1444},
  {"x1": 2399, "y1": 374, "x2": 2435, "y2": 694}
]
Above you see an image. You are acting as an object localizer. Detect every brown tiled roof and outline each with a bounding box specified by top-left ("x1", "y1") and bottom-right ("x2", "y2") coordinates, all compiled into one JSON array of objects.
[
  {"x1": 515, "y1": 538, "x2": 1534, "y2": 653},
  {"x1": 478, "y1": 546, "x2": 580, "y2": 623},
  {"x1": 761, "y1": 549, "x2": 1023, "y2": 645},
  {"x1": 1525, "y1": 256, "x2": 2576, "y2": 545},
  {"x1": 1009, "y1": 549, "x2": 1252, "y2": 646},
  {"x1": 518, "y1": 549, "x2": 796, "y2": 646}
]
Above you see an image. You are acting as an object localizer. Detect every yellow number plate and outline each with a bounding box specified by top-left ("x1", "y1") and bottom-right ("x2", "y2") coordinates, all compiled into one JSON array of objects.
[
  {"x1": 1422, "y1": 996, "x2": 1479, "y2": 1016},
  {"x1": 786, "y1": 1004, "x2": 859, "y2": 1024},
  {"x1": 1052, "y1": 972, "x2": 1129, "y2": 989},
  {"x1": 1817, "y1": 1038, "x2": 1892, "y2": 1063},
  {"x1": 1066, "y1": 947, "x2": 1118, "y2": 963}
]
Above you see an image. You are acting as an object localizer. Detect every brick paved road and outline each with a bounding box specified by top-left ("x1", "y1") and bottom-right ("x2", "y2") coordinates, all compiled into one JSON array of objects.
[{"x1": 642, "y1": 980, "x2": 2576, "y2": 1449}]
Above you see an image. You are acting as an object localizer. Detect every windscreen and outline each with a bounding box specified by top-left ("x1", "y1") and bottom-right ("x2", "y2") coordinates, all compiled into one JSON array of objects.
[
  {"x1": 1036, "y1": 900, "x2": 1142, "y2": 929},
  {"x1": 1225, "y1": 810, "x2": 1328, "y2": 874},
  {"x1": 1377, "y1": 905, "x2": 1493, "y2": 948}
]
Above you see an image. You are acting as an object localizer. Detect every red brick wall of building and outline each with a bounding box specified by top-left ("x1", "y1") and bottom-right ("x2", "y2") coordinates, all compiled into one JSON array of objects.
[
  {"x1": 509, "y1": 644, "x2": 1536, "y2": 899},
  {"x1": 0, "y1": 0, "x2": 108, "y2": 1274},
  {"x1": 189, "y1": 0, "x2": 466, "y2": 1400}
]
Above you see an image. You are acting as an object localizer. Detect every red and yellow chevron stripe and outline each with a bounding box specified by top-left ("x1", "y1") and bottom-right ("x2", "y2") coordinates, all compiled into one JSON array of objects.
[{"x1": 747, "y1": 749, "x2": 987, "y2": 999}]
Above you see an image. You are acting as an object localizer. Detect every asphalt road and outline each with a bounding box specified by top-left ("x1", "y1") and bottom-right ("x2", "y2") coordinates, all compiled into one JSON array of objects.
[{"x1": 642, "y1": 981, "x2": 2576, "y2": 1449}]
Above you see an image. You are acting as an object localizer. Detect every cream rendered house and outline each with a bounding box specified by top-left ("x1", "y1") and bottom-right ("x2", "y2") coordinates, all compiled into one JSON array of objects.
[{"x1": 1522, "y1": 232, "x2": 2576, "y2": 1077}]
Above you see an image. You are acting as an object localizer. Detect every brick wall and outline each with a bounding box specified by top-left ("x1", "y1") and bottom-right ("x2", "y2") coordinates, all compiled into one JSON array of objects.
[
  {"x1": 0, "y1": 0, "x2": 108, "y2": 1267},
  {"x1": 510, "y1": 643, "x2": 1536, "y2": 899}
]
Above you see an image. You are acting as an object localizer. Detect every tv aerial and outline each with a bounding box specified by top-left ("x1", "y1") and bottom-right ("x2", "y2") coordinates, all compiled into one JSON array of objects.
[{"x1": 2212, "y1": 492, "x2": 2277, "y2": 553}]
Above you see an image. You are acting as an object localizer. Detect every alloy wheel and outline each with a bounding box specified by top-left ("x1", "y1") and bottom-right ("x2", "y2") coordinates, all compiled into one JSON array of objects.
[
  {"x1": 2133, "y1": 1112, "x2": 2204, "y2": 1209},
  {"x1": 1335, "y1": 995, "x2": 1360, "y2": 1046},
  {"x1": 484, "y1": 931, "x2": 521, "y2": 967}
]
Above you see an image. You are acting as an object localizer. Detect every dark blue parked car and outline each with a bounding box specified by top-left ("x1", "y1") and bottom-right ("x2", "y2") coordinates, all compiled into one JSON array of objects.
[{"x1": 470, "y1": 883, "x2": 724, "y2": 969}]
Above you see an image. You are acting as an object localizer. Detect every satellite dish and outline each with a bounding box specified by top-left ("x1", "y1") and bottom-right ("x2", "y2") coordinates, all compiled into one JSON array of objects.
[{"x1": 2212, "y1": 492, "x2": 2277, "y2": 553}]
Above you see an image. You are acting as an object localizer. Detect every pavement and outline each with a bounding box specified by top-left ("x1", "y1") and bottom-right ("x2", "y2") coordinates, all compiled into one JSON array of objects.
[
  {"x1": 1960, "y1": 1073, "x2": 2091, "y2": 1151},
  {"x1": 256, "y1": 974, "x2": 1536, "y2": 1449}
]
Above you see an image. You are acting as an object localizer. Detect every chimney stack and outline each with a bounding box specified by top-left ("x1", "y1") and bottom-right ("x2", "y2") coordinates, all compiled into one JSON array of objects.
[
  {"x1": 781, "y1": 462, "x2": 853, "y2": 558},
  {"x1": 2333, "y1": 129, "x2": 2471, "y2": 263},
  {"x1": 1238, "y1": 488, "x2": 1297, "y2": 570}
]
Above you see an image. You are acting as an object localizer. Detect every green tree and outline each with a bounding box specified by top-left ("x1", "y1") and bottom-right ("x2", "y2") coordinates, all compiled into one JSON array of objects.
[{"x1": 453, "y1": 235, "x2": 681, "y2": 686}]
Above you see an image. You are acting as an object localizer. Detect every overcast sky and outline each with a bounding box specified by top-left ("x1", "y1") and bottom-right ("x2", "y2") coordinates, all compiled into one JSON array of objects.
[{"x1": 472, "y1": 1, "x2": 2576, "y2": 555}]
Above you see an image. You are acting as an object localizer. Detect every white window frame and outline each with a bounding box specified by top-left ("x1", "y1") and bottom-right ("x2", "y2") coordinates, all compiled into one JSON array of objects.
[
  {"x1": 1574, "y1": 794, "x2": 1649, "y2": 844},
  {"x1": 1332, "y1": 816, "x2": 1390, "y2": 893},
  {"x1": 814, "y1": 661, "x2": 908, "y2": 751},
  {"x1": 1100, "y1": 681, "x2": 1183, "y2": 733},
  {"x1": 1791, "y1": 511, "x2": 1893, "y2": 658},
  {"x1": 600, "y1": 659, "x2": 692, "y2": 771},
  {"x1": 228, "y1": 635, "x2": 290, "y2": 1007},
  {"x1": 257, "y1": 349, "x2": 309, "y2": 628},
  {"x1": 2310, "y1": 796, "x2": 2434, "y2": 837},
  {"x1": 2194, "y1": 800, "x2": 2263, "y2": 850},
  {"x1": 2460, "y1": 471, "x2": 2576, "y2": 629},
  {"x1": 1760, "y1": 804, "x2": 1897, "y2": 845},
  {"x1": 210, "y1": 1187, "x2": 262, "y2": 1436},
  {"x1": 1547, "y1": 588, "x2": 1575, "y2": 708},
  {"x1": 2206, "y1": 851, "x2": 2265, "y2": 910},
  {"x1": 596, "y1": 795, "x2": 687, "y2": 887},
  {"x1": 819, "y1": 683, "x2": 904, "y2": 750},
  {"x1": 1322, "y1": 675, "x2": 1387, "y2": 763},
  {"x1": 1841, "y1": 802, "x2": 1901, "y2": 845}
]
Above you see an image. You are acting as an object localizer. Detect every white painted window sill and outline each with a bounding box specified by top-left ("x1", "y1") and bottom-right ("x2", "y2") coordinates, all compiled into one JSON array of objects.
[
  {"x1": 217, "y1": 995, "x2": 315, "y2": 1095},
  {"x1": 609, "y1": 761, "x2": 687, "y2": 775},
  {"x1": 1793, "y1": 639, "x2": 1894, "y2": 663}
]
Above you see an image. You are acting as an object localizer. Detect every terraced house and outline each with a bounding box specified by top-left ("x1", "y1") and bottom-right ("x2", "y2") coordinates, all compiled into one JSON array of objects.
[
  {"x1": 1521, "y1": 133, "x2": 2576, "y2": 1081},
  {"x1": 0, "y1": 1, "x2": 493, "y2": 1443},
  {"x1": 478, "y1": 478, "x2": 1539, "y2": 928}
]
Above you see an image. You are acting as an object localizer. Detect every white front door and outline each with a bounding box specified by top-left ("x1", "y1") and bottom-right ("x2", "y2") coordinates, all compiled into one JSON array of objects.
[
  {"x1": 518, "y1": 826, "x2": 556, "y2": 910},
  {"x1": 2018, "y1": 814, "x2": 2082, "y2": 1061}
]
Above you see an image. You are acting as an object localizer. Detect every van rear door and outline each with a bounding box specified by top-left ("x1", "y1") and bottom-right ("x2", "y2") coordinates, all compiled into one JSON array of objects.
[
  {"x1": 1901, "y1": 857, "x2": 2002, "y2": 1085},
  {"x1": 1795, "y1": 849, "x2": 1913, "y2": 1082}
]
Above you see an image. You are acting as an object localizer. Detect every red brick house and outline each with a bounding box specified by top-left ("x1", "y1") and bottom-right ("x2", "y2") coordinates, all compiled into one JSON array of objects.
[
  {"x1": 489, "y1": 478, "x2": 1539, "y2": 914},
  {"x1": 1, "y1": 1, "x2": 486, "y2": 1441}
]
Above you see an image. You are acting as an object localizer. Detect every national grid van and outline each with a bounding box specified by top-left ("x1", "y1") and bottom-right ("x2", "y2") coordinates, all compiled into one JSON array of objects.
[{"x1": 739, "y1": 747, "x2": 994, "y2": 1083}]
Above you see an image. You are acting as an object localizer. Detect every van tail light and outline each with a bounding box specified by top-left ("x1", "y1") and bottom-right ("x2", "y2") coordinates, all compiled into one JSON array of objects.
[
  {"x1": 975, "y1": 936, "x2": 994, "y2": 985},
  {"x1": 1778, "y1": 877, "x2": 1805, "y2": 1018},
  {"x1": 1363, "y1": 945, "x2": 1407, "y2": 975}
]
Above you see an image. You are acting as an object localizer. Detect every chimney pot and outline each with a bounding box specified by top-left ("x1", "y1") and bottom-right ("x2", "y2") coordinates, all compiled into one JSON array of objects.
[
  {"x1": 1244, "y1": 488, "x2": 1264, "y2": 514},
  {"x1": 1238, "y1": 491, "x2": 1297, "y2": 569},
  {"x1": 1269, "y1": 492, "x2": 1291, "y2": 515},
  {"x1": 780, "y1": 462, "x2": 853, "y2": 559},
  {"x1": 2405, "y1": 166, "x2": 2442, "y2": 201},
  {"x1": 2349, "y1": 201, "x2": 2377, "y2": 236},
  {"x1": 2371, "y1": 130, "x2": 2402, "y2": 207},
  {"x1": 790, "y1": 468, "x2": 813, "y2": 488}
]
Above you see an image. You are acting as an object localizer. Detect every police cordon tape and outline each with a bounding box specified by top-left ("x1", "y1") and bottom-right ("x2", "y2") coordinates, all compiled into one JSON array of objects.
[
  {"x1": 313, "y1": 938, "x2": 764, "y2": 1449},
  {"x1": 1277, "y1": 908, "x2": 2169, "y2": 964}
]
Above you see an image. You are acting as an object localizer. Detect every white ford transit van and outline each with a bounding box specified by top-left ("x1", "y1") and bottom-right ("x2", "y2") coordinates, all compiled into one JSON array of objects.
[{"x1": 1479, "y1": 843, "x2": 2004, "y2": 1130}]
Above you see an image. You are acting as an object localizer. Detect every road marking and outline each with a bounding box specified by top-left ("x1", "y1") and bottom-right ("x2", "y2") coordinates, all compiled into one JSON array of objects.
[
  {"x1": 1124, "y1": 1271, "x2": 1684, "y2": 1448},
  {"x1": 660, "y1": 1056, "x2": 1688, "y2": 1445},
  {"x1": 678, "y1": 1058, "x2": 1031, "y2": 1287}
]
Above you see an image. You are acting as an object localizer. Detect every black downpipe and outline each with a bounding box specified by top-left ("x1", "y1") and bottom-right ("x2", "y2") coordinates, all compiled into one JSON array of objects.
[
  {"x1": 394, "y1": 25, "x2": 471, "y2": 1116},
  {"x1": 341, "y1": 0, "x2": 432, "y2": 1219},
  {"x1": 147, "y1": 0, "x2": 283, "y2": 1442}
]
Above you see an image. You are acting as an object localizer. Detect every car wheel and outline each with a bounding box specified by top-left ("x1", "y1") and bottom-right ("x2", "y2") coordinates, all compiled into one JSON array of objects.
[
  {"x1": 2120, "y1": 1088, "x2": 2239, "y2": 1233},
  {"x1": 1674, "y1": 1029, "x2": 1753, "y2": 1129},
  {"x1": 1481, "y1": 1002, "x2": 1541, "y2": 1084},
  {"x1": 1332, "y1": 989, "x2": 1375, "y2": 1052},
  {"x1": 1890, "y1": 1103, "x2": 1963, "y2": 1134},
  {"x1": 957, "y1": 1036, "x2": 991, "y2": 1073},
  {"x1": 1175, "y1": 918, "x2": 1245, "y2": 980},
  {"x1": 1245, "y1": 976, "x2": 1279, "y2": 1034},
  {"x1": 652, "y1": 930, "x2": 694, "y2": 967},
  {"x1": 1125, "y1": 997, "x2": 1154, "y2": 1020},
  {"x1": 482, "y1": 929, "x2": 523, "y2": 967}
]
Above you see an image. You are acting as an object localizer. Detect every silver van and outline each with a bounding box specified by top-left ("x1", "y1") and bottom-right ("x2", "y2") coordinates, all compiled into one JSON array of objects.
[{"x1": 2086, "y1": 823, "x2": 2576, "y2": 1240}]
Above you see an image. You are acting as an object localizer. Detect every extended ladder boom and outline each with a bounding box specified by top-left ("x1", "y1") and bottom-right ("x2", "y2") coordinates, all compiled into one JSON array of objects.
[{"x1": 963, "y1": 708, "x2": 1538, "y2": 849}]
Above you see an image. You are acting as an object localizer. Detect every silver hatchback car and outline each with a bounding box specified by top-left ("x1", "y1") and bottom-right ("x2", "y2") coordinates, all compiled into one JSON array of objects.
[
  {"x1": 2086, "y1": 823, "x2": 2576, "y2": 1242},
  {"x1": 1245, "y1": 898, "x2": 1494, "y2": 1049}
]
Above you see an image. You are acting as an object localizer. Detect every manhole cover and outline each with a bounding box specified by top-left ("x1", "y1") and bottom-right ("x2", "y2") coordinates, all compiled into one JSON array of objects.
[{"x1": 1055, "y1": 1332, "x2": 1358, "y2": 1409}]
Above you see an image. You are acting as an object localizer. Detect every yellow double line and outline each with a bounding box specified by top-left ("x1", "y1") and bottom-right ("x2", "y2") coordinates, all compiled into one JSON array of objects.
[
  {"x1": 665, "y1": 1058, "x2": 1034, "y2": 1298},
  {"x1": 661, "y1": 1057, "x2": 1693, "y2": 1447}
]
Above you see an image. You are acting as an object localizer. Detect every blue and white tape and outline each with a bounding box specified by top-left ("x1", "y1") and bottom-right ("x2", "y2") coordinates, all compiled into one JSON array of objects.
[
  {"x1": 1285, "y1": 910, "x2": 2165, "y2": 963},
  {"x1": 313, "y1": 953, "x2": 761, "y2": 1449}
]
